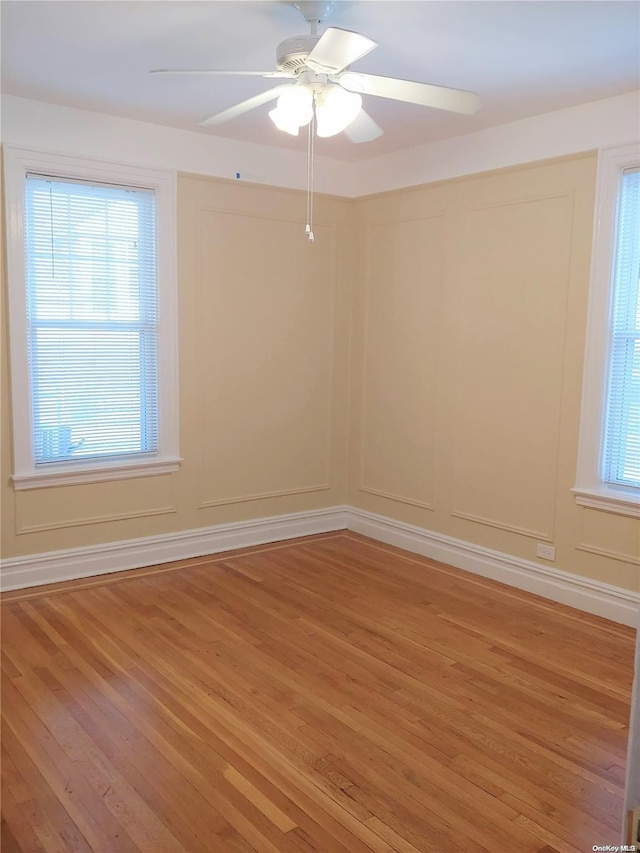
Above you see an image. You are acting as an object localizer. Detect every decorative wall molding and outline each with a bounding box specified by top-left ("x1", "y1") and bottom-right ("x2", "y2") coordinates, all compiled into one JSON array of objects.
[
  {"x1": 358, "y1": 217, "x2": 441, "y2": 513},
  {"x1": 450, "y1": 510, "x2": 552, "y2": 542},
  {"x1": 577, "y1": 543, "x2": 640, "y2": 567},
  {"x1": 464, "y1": 190, "x2": 571, "y2": 214},
  {"x1": 16, "y1": 506, "x2": 176, "y2": 535},
  {"x1": 193, "y1": 209, "x2": 336, "y2": 511},
  {"x1": 198, "y1": 485, "x2": 331, "y2": 510},
  {"x1": 1, "y1": 506, "x2": 349, "y2": 592},
  {"x1": 2, "y1": 504, "x2": 638, "y2": 627},
  {"x1": 346, "y1": 507, "x2": 640, "y2": 627},
  {"x1": 359, "y1": 486, "x2": 434, "y2": 512}
]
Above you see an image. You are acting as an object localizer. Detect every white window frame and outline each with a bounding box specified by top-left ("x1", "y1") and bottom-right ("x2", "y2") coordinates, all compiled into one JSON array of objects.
[
  {"x1": 573, "y1": 141, "x2": 640, "y2": 519},
  {"x1": 4, "y1": 147, "x2": 181, "y2": 490}
]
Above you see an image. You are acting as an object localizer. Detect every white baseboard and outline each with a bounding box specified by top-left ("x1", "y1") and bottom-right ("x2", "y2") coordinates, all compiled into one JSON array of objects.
[
  {"x1": 2, "y1": 503, "x2": 638, "y2": 627},
  {"x1": 346, "y1": 507, "x2": 640, "y2": 628},
  {"x1": 0, "y1": 506, "x2": 349, "y2": 592}
]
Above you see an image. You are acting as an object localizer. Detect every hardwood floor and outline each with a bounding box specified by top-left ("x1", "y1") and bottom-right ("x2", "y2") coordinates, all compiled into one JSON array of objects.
[{"x1": 1, "y1": 531, "x2": 635, "y2": 853}]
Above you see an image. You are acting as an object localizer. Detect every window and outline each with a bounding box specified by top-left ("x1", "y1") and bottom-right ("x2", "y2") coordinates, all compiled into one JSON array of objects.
[
  {"x1": 5, "y1": 148, "x2": 180, "y2": 489},
  {"x1": 574, "y1": 142, "x2": 640, "y2": 517},
  {"x1": 602, "y1": 168, "x2": 640, "y2": 490}
]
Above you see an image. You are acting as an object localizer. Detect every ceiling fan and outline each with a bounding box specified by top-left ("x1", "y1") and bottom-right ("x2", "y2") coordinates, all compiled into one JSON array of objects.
[{"x1": 151, "y1": 0, "x2": 480, "y2": 143}]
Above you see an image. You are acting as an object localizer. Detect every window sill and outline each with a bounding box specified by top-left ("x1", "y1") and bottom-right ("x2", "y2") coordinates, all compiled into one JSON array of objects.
[
  {"x1": 572, "y1": 486, "x2": 640, "y2": 519},
  {"x1": 12, "y1": 457, "x2": 183, "y2": 491}
]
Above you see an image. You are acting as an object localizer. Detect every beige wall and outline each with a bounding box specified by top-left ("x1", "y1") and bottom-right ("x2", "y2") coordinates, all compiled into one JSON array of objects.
[
  {"x1": 349, "y1": 152, "x2": 640, "y2": 591},
  {"x1": 1, "y1": 173, "x2": 353, "y2": 557},
  {"x1": 2, "y1": 153, "x2": 638, "y2": 593}
]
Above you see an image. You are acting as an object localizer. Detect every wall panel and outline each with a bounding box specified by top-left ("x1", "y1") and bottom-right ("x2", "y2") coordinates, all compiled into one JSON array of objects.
[
  {"x1": 360, "y1": 215, "x2": 445, "y2": 510},
  {"x1": 450, "y1": 193, "x2": 573, "y2": 541},
  {"x1": 194, "y1": 209, "x2": 335, "y2": 507},
  {"x1": 15, "y1": 477, "x2": 175, "y2": 534},
  {"x1": 578, "y1": 508, "x2": 640, "y2": 567},
  {"x1": 350, "y1": 153, "x2": 639, "y2": 593}
]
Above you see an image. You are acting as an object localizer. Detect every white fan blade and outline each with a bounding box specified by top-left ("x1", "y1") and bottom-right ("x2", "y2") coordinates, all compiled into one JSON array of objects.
[
  {"x1": 344, "y1": 109, "x2": 383, "y2": 143},
  {"x1": 306, "y1": 27, "x2": 377, "y2": 74},
  {"x1": 340, "y1": 72, "x2": 479, "y2": 115},
  {"x1": 200, "y1": 84, "x2": 294, "y2": 126},
  {"x1": 150, "y1": 70, "x2": 290, "y2": 78}
]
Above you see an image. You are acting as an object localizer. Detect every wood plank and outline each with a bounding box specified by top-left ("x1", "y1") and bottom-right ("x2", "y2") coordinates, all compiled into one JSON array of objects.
[{"x1": 223, "y1": 766, "x2": 298, "y2": 833}]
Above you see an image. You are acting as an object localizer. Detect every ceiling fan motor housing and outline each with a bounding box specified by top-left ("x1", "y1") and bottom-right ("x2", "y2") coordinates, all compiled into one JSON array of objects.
[{"x1": 276, "y1": 35, "x2": 321, "y2": 73}]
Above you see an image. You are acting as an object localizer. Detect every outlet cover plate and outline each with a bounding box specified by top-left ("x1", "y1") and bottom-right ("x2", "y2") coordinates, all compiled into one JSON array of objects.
[{"x1": 536, "y1": 543, "x2": 556, "y2": 561}]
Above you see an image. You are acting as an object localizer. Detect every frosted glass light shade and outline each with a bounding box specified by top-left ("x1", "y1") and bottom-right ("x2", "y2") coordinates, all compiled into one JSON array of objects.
[
  {"x1": 268, "y1": 108, "x2": 301, "y2": 135},
  {"x1": 315, "y1": 86, "x2": 362, "y2": 137},
  {"x1": 268, "y1": 85, "x2": 314, "y2": 135}
]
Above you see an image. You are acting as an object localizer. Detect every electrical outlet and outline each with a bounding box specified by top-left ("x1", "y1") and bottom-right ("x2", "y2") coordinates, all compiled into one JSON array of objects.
[
  {"x1": 627, "y1": 806, "x2": 640, "y2": 845},
  {"x1": 536, "y1": 543, "x2": 556, "y2": 561}
]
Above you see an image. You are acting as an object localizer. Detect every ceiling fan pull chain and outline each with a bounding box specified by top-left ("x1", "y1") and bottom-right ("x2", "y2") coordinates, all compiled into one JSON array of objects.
[{"x1": 305, "y1": 108, "x2": 316, "y2": 242}]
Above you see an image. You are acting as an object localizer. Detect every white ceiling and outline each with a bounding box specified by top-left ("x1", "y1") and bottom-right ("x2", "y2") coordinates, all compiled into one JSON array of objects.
[{"x1": 2, "y1": 1, "x2": 639, "y2": 163}]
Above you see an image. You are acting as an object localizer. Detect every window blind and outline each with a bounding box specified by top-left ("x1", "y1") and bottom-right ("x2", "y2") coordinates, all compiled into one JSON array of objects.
[
  {"x1": 25, "y1": 174, "x2": 158, "y2": 465},
  {"x1": 603, "y1": 167, "x2": 640, "y2": 489}
]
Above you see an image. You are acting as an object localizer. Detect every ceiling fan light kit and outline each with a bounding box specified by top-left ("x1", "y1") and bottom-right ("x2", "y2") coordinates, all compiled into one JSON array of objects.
[{"x1": 267, "y1": 78, "x2": 363, "y2": 138}]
